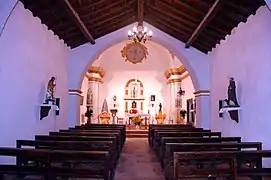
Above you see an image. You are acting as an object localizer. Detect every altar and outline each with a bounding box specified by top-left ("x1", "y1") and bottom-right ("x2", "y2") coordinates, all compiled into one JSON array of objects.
[{"x1": 125, "y1": 113, "x2": 151, "y2": 126}]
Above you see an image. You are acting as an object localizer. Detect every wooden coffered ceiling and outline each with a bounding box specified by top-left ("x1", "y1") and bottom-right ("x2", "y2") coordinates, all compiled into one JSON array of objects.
[{"x1": 20, "y1": 0, "x2": 266, "y2": 53}]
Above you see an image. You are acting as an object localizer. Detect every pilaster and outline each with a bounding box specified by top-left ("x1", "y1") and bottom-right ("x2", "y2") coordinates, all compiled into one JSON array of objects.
[
  {"x1": 86, "y1": 66, "x2": 105, "y2": 121},
  {"x1": 194, "y1": 90, "x2": 210, "y2": 129},
  {"x1": 68, "y1": 89, "x2": 82, "y2": 127},
  {"x1": 164, "y1": 65, "x2": 187, "y2": 124}
]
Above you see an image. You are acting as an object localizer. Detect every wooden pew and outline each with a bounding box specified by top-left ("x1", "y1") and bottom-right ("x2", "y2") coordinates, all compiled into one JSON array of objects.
[
  {"x1": 173, "y1": 150, "x2": 271, "y2": 180},
  {"x1": 60, "y1": 128, "x2": 125, "y2": 148},
  {"x1": 158, "y1": 137, "x2": 242, "y2": 166},
  {"x1": 0, "y1": 147, "x2": 112, "y2": 180},
  {"x1": 148, "y1": 124, "x2": 197, "y2": 146},
  {"x1": 163, "y1": 142, "x2": 262, "y2": 177},
  {"x1": 0, "y1": 165, "x2": 116, "y2": 180},
  {"x1": 75, "y1": 124, "x2": 126, "y2": 142},
  {"x1": 17, "y1": 139, "x2": 118, "y2": 178},
  {"x1": 153, "y1": 131, "x2": 222, "y2": 153},
  {"x1": 35, "y1": 135, "x2": 120, "y2": 159},
  {"x1": 49, "y1": 131, "x2": 122, "y2": 155},
  {"x1": 151, "y1": 128, "x2": 208, "y2": 149}
]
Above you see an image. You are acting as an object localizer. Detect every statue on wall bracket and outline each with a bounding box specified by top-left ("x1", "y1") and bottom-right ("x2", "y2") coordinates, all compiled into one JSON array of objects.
[
  {"x1": 220, "y1": 77, "x2": 240, "y2": 123},
  {"x1": 45, "y1": 77, "x2": 56, "y2": 104},
  {"x1": 226, "y1": 77, "x2": 240, "y2": 107}
]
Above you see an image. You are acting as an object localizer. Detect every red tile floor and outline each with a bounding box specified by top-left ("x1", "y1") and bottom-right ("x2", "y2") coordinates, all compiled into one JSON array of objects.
[{"x1": 114, "y1": 138, "x2": 164, "y2": 180}]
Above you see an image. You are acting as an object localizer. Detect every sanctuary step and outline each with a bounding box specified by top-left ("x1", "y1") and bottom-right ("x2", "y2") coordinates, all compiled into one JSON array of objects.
[{"x1": 126, "y1": 130, "x2": 148, "y2": 138}]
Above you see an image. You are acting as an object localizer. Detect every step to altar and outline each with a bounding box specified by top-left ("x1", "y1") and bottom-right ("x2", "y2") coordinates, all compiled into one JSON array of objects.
[{"x1": 126, "y1": 129, "x2": 148, "y2": 138}]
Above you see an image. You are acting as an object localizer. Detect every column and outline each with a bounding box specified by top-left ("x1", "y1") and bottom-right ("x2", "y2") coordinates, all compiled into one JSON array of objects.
[
  {"x1": 86, "y1": 66, "x2": 105, "y2": 123},
  {"x1": 164, "y1": 66, "x2": 186, "y2": 124},
  {"x1": 68, "y1": 90, "x2": 82, "y2": 127},
  {"x1": 194, "y1": 90, "x2": 210, "y2": 129}
]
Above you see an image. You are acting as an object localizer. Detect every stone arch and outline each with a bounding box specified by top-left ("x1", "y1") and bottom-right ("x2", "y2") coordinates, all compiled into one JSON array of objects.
[
  {"x1": 70, "y1": 23, "x2": 210, "y2": 93},
  {"x1": 125, "y1": 79, "x2": 144, "y2": 96}
]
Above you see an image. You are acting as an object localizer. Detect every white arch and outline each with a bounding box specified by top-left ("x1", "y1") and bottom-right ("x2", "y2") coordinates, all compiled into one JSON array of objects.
[{"x1": 69, "y1": 23, "x2": 210, "y2": 91}]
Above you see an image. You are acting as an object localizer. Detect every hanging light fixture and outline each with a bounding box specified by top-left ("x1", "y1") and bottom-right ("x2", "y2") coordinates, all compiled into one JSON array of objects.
[{"x1": 127, "y1": 0, "x2": 152, "y2": 43}]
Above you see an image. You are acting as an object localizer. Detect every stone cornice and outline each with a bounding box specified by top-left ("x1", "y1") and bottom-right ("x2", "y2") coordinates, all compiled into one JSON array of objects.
[
  {"x1": 69, "y1": 89, "x2": 82, "y2": 96},
  {"x1": 88, "y1": 66, "x2": 105, "y2": 78},
  {"x1": 194, "y1": 90, "x2": 210, "y2": 97},
  {"x1": 164, "y1": 65, "x2": 186, "y2": 79}
]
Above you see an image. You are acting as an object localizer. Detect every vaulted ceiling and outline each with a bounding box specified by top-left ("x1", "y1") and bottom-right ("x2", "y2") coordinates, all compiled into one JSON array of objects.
[{"x1": 20, "y1": 0, "x2": 266, "y2": 54}]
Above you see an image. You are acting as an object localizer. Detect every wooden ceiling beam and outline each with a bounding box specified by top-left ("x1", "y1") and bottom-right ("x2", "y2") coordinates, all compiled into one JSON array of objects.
[
  {"x1": 90, "y1": 9, "x2": 134, "y2": 29},
  {"x1": 83, "y1": 1, "x2": 135, "y2": 25},
  {"x1": 79, "y1": 0, "x2": 126, "y2": 16},
  {"x1": 146, "y1": 5, "x2": 197, "y2": 29},
  {"x1": 94, "y1": 14, "x2": 136, "y2": 32},
  {"x1": 60, "y1": 0, "x2": 95, "y2": 44},
  {"x1": 94, "y1": 18, "x2": 136, "y2": 38},
  {"x1": 185, "y1": 0, "x2": 224, "y2": 48}
]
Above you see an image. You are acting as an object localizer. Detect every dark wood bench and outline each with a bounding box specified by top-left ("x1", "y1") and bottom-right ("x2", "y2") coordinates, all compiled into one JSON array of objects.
[
  {"x1": 173, "y1": 150, "x2": 271, "y2": 180},
  {"x1": 17, "y1": 139, "x2": 118, "y2": 169},
  {"x1": 148, "y1": 124, "x2": 198, "y2": 146},
  {"x1": 74, "y1": 124, "x2": 126, "y2": 142},
  {"x1": 0, "y1": 147, "x2": 112, "y2": 180},
  {"x1": 153, "y1": 131, "x2": 222, "y2": 152},
  {"x1": 163, "y1": 142, "x2": 262, "y2": 177},
  {"x1": 35, "y1": 135, "x2": 120, "y2": 159},
  {"x1": 60, "y1": 128, "x2": 125, "y2": 147},
  {"x1": 49, "y1": 131, "x2": 122, "y2": 155},
  {"x1": 152, "y1": 129, "x2": 212, "y2": 150},
  {"x1": 158, "y1": 136, "x2": 242, "y2": 166}
]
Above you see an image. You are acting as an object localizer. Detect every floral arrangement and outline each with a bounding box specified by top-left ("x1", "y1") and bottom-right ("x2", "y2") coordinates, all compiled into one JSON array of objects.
[
  {"x1": 132, "y1": 116, "x2": 143, "y2": 125},
  {"x1": 180, "y1": 109, "x2": 187, "y2": 118}
]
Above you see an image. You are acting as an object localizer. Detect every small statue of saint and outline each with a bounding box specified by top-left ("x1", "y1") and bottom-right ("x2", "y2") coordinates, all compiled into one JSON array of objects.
[
  {"x1": 159, "y1": 103, "x2": 162, "y2": 112},
  {"x1": 85, "y1": 107, "x2": 93, "y2": 124},
  {"x1": 227, "y1": 77, "x2": 240, "y2": 107},
  {"x1": 131, "y1": 101, "x2": 137, "y2": 108},
  {"x1": 86, "y1": 88, "x2": 93, "y2": 105},
  {"x1": 45, "y1": 77, "x2": 56, "y2": 104}
]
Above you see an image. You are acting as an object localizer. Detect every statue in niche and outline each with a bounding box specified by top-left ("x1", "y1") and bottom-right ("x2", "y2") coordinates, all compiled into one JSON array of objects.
[
  {"x1": 45, "y1": 77, "x2": 56, "y2": 104},
  {"x1": 131, "y1": 101, "x2": 137, "y2": 108},
  {"x1": 130, "y1": 82, "x2": 138, "y2": 98},
  {"x1": 86, "y1": 88, "x2": 93, "y2": 105},
  {"x1": 159, "y1": 103, "x2": 162, "y2": 112},
  {"x1": 226, "y1": 77, "x2": 240, "y2": 107}
]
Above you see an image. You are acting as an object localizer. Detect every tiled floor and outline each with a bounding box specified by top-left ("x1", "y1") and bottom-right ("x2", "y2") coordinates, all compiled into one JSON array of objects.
[{"x1": 114, "y1": 138, "x2": 164, "y2": 180}]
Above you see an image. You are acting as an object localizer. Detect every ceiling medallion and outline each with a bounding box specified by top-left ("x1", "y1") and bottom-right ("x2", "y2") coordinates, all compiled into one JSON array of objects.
[{"x1": 121, "y1": 42, "x2": 148, "y2": 64}]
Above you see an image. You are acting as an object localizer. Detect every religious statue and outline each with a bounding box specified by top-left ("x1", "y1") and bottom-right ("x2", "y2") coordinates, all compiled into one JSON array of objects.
[
  {"x1": 132, "y1": 87, "x2": 136, "y2": 98},
  {"x1": 113, "y1": 95, "x2": 117, "y2": 108},
  {"x1": 159, "y1": 103, "x2": 162, "y2": 112},
  {"x1": 45, "y1": 77, "x2": 56, "y2": 104},
  {"x1": 85, "y1": 107, "x2": 93, "y2": 124},
  {"x1": 227, "y1": 77, "x2": 240, "y2": 107},
  {"x1": 86, "y1": 88, "x2": 93, "y2": 105},
  {"x1": 131, "y1": 101, "x2": 137, "y2": 108}
]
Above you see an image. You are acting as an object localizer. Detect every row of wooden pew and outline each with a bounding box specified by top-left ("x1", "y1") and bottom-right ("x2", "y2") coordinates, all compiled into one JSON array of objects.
[
  {"x1": 148, "y1": 124, "x2": 271, "y2": 180},
  {"x1": 0, "y1": 124, "x2": 126, "y2": 180}
]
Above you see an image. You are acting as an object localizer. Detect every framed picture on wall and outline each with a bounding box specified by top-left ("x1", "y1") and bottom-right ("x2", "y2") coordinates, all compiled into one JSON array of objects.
[{"x1": 150, "y1": 95, "x2": 155, "y2": 101}]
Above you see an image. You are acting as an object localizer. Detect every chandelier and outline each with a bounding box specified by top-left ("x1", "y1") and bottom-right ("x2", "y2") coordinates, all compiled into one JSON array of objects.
[{"x1": 128, "y1": 24, "x2": 152, "y2": 43}]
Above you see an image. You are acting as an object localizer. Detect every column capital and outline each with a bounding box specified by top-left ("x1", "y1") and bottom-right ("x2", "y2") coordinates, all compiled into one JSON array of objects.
[
  {"x1": 194, "y1": 90, "x2": 210, "y2": 97},
  {"x1": 164, "y1": 65, "x2": 189, "y2": 84},
  {"x1": 86, "y1": 66, "x2": 105, "y2": 83}
]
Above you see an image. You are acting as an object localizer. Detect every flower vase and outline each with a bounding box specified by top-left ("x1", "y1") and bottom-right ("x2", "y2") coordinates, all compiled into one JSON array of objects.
[{"x1": 136, "y1": 125, "x2": 139, "y2": 130}]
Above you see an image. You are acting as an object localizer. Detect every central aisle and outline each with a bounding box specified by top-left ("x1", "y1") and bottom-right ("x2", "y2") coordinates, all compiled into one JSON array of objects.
[{"x1": 114, "y1": 138, "x2": 164, "y2": 180}]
